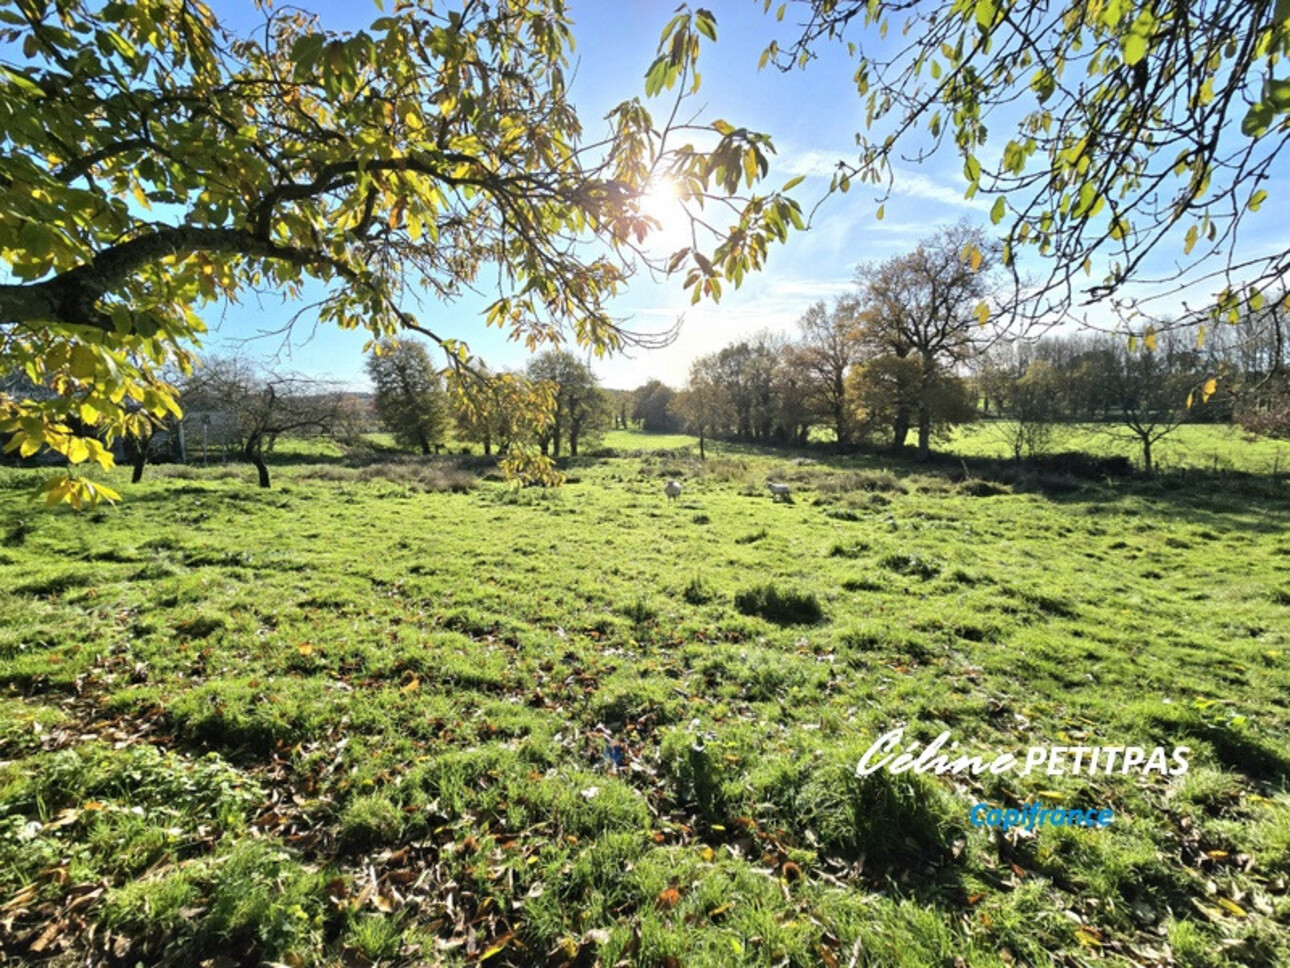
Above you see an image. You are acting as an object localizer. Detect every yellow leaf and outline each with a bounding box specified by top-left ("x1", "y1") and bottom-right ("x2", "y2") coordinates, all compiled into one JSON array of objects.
[
  {"x1": 1201, "y1": 378, "x2": 1217, "y2": 402},
  {"x1": 66, "y1": 438, "x2": 90, "y2": 464},
  {"x1": 1217, "y1": 898, "x2": 1247, "y2": 918},
  {"x1": 70, "y1": 344, "x2": 97, "y2": 380},
  {"x1": 1075, "y1": 925, "x2": 1103, "y2": 946},
  {"x1": 87, "y1": 439, "x2": 114, "y2": 471},
  {"x1": 86, "y1": 481, "x2": 121, "y2": 505},
  {"x1": 975, "y1": 301, "x2": 990, "y2": 327},
  {"x1": 298, "y1": 643, "x2": 313, "y2": 656},
  {"x1": 479, "y1": 935, "x2": 512, "y2": 960},
  {"x1": 402, "y1": 677, "x2": 420, "y2": 693},
  {"x1": 1144, "y1": 326, "x2": 1157, "y2": 352},
  {"x1": 42, "y1": 479, "x2": 71, "y2": 506},
  {"x1": 699, "y1": 846, "x2": 714, "y2": 861}
]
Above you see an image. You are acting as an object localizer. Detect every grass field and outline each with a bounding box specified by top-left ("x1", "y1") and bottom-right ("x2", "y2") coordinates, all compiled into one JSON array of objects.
[
  {"x1": 1, "y1": 436, "x2": 1289, "y2": 966},
  {"x1": 945, "y1": 423, "x2": 1290, "y2": 476}
]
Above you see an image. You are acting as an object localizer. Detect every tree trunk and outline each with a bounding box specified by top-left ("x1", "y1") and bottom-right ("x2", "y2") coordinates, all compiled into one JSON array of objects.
[
  {"x1": 418, "y1": 431, "x2": 431, "y2": 455},
  {"x1": 917, "y1": 357, "x2": 937, "y2": 460},
  {"x1": 131, "y1": 454, "x2": 146, "y2": 483},
  {"x1": 917, "y1": 404, "x2": 931, "y2": 460},
  {"x1": 245, "y1": 434, "x2": 271, "y2": 488},
  {"x1": 483, "y1": 435, "x2": 491, "y2": 456},
  {"x1": 1142, "y1": 437, "x2": 1153, "y2": 474},
  {"x1": 699, "y1": 429, "x2": 706, "y2": 460},
  {"x1": 891, "y1": 411, "x2": 910, "y2": 451}
]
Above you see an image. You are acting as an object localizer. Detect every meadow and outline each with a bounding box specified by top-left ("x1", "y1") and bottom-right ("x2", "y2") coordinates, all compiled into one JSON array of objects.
[{"x1": 1, "y1": 430, "x2": 1288, "y2": 966}]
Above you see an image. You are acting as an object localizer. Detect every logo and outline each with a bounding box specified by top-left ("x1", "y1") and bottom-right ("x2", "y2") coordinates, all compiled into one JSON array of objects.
[
  {"x1": 969, "y1": 801, "x2": 1113, "y2": 831},
  {"x1": 856, "y1": 727, "x2": 1190, "y2": 779}
]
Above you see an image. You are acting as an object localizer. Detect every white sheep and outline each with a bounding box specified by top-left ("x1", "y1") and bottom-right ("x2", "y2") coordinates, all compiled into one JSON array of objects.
[
  {"x1": 766, "y1": 481, "x2": 792, "y2": 502},
  {"x1": 664, "y1": 479, "x2": 683, "y2": 502}
]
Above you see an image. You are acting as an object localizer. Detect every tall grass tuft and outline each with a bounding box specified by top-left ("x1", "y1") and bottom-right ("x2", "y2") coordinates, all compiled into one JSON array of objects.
[{"x1": 734, "y1": 582, "x2": 823, "y2": 625}]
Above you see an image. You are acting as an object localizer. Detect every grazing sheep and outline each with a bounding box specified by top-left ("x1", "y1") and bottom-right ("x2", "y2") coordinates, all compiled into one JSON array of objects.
[
  {"x1": 766, "y1": 481, "x2": 792, "y2": 502},
  {"x1": 664, "y1": 479, "x2": 683, "y2": 502}
]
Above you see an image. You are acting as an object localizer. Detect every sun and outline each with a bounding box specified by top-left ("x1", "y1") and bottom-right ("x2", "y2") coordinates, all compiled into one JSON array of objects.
[{"x1": 637, "y1": 174, "x2": 691, "y2": 254}]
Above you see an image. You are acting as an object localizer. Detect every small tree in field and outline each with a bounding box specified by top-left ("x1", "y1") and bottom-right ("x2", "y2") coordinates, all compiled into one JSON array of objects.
[
  {"x1": 676, "y1": 363, "x2": 729, "y2": 461},
  {"x1": 1103, "y1": 340, "x2": 1198, "y2": 473},
  {"x1": 182, "y1": 357, "x2": 346, "y2": 488},
  {"x1": 790, "y1": 299, "x2": 862, "y2": 447},
  {"x1": 366, "y1": 341, "x2": 447, "y2": 455},
  {"x1": 526, "y1": 351, "x2": 610, "y2": 457},
  {"x1": 1009, "y1": 361, "x2": 1066, "y2": 459}
]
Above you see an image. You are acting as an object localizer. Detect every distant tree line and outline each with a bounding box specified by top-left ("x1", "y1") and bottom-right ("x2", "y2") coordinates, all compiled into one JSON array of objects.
[
  {"x1": 626, "y1": 225, "x2": 1289, "y2": 471},
  {"x1": 35, "y1": 226, "x2": 1282, "y2": 486}
]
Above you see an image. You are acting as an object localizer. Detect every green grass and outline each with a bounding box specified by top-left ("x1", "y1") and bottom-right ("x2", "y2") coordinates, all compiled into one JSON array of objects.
[
  {"x1": 601, "y1": 428, "x2": 703, "y2": 452},
  {"x1": 1, "y1": 444, "x2": 1288, "y2": 966},
  {"x1": 947, "y1": 420, "x2": 1290, "y2": 474}
]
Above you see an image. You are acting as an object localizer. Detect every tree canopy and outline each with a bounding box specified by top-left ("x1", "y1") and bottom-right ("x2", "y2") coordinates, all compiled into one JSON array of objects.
[
  {"x1": 0, "y1": 0, "x2": 803, "y2": 505},
  {"x1": 854, "y1": 222, "x2": 995, "y2": 456},
  {"x1": 366, "y1": 340, "x2": 447, "y2": 455},
  {"x1": 768, "y1": 0, "x2": 1290, "y2": 330}
]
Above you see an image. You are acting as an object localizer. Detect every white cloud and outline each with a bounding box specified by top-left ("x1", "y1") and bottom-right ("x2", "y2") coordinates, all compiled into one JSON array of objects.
[
  {"x1": 887, "y1": 168, "x2": 990, "y2": 212},
  {"x1": 768, "y1": 278, "x2": 853, "y2": 298},
  {"x1": 777, "y1": 148, "x2": 848, "y2": 178}
]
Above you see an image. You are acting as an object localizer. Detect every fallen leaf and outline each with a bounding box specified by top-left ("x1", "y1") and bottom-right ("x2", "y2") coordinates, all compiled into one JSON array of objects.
[
  {"x1": 1217, "y1": 898, "x2": 1248, "y2": 918},
  {"x1": 480, "y1": 931, "x2": 515, "y2": 960},
  {"x1": 1075, "y1": 925, "x2": 1103, "y2": 947}
]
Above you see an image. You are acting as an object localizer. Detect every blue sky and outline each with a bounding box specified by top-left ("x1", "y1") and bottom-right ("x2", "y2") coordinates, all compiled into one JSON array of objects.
[{"x1": 191, "y1": 1, "x2": 1289, "y2": 390}]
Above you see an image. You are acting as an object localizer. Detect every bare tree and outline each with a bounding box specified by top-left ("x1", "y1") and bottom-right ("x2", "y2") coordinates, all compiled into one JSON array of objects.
[
  {"x1": 181, "y1": 357, "x2": 348, "y2": 488},
  {"x1": 855, "y1": 223, "x2": 998, "y2": 457},
  {"x1": 1102, "y1": 335, "x2": 1202, "y2": 473},
  {"x1": 790, "y1": 299, "x2": 862, "y2": 448}
]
